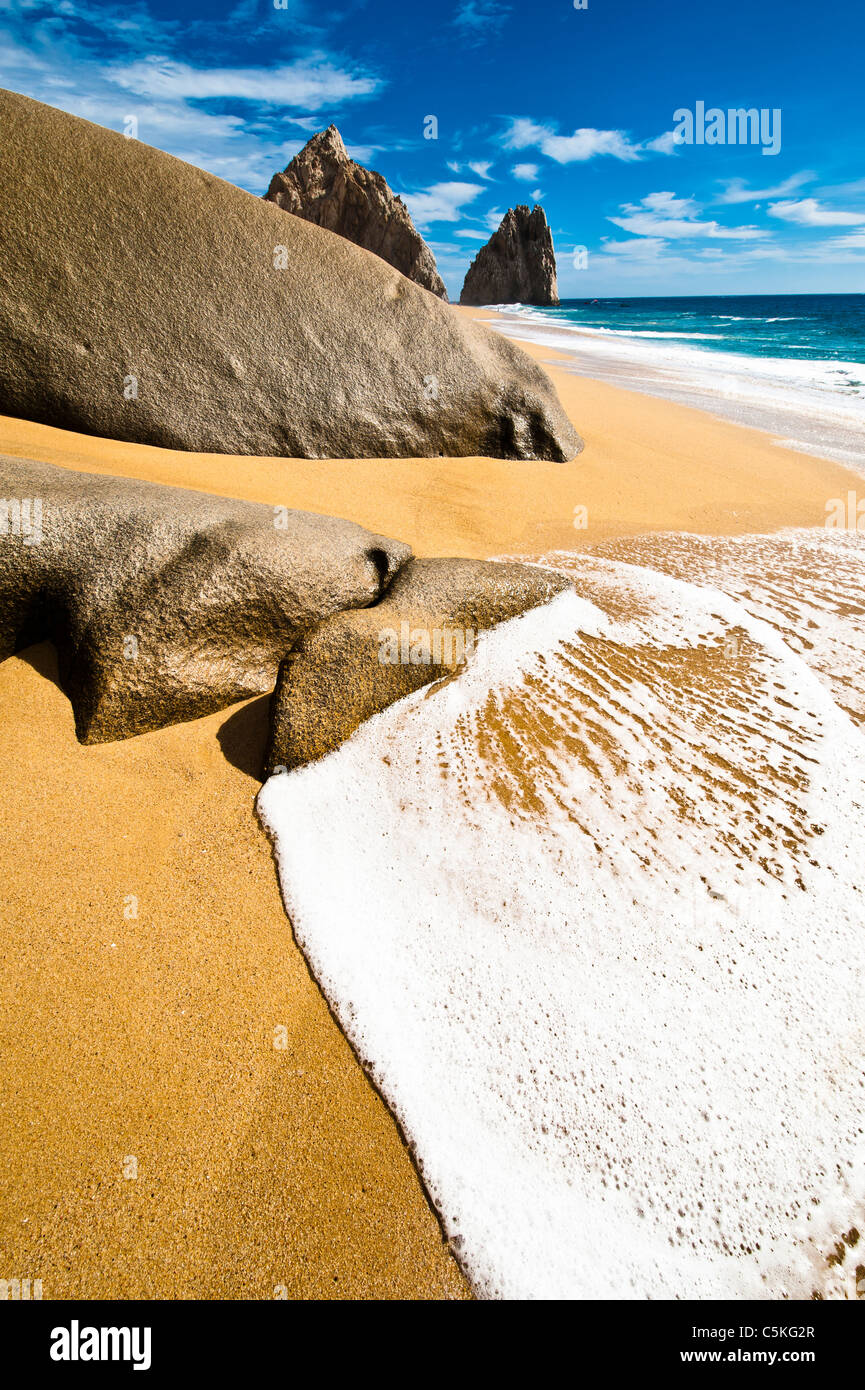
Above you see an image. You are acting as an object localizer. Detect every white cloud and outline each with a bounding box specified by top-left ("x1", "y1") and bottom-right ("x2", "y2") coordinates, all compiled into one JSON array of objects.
[
  {"x1": 511, "y1": 162, "x2": 538, "y2": 181},
  {"x1": 403, "y1": 181, "x2": 485, "y2": 226},
  {"x1": 768, "y1": 197, "x2": 865, "y2": 226},
  {"x1": 640, "y1": 191, "x2": 699, "y2": 218},
  {"x1": 644, "y1": 131, "x2": 678, "y2": 155},
  {"x1": 468, "y1": 160, "x2": 493, "y2": 179},
  {"x1": 108, "y1": 55, "x2": 381, "y2": 109},
  {"x1": 823, "y1": 229, "x2": 865, "y2": 250},
  {"x1": 819, "y1": 177, "x2": 865, "y2": 198},
  {"x1": 717, "y1": 171, "x2": 814, "y2": 204},
  {"x1": 530, "y1": 188, "x2": 543, "y2": 201},
  {"x1": 455, "y1": 229, "x2": 490, "y2": 240},
  {"x1": 345, "y1": 144, "x2": 380, "y2": 164},
  {"x1": 502, "y1": 117, "x2": 674, "y2": 163},
  {"x1": 601, "y1": 237, "x2": 668, "y2": 261},
  {"x1": 609, "y1": 191, "x2": 764, "y2": 240},
  {"x1": 484, "y1": 206, "x2": 505, "y2": 230}
]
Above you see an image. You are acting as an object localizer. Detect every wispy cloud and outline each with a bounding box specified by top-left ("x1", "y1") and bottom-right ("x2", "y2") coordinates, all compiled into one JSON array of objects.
[
  {"x1": 453, "y1": 0, "x2": 511, "y2": 34},
  {"x1": 602, "y1": 237, "x2": 669, "y2": 262},
  {"x1": 768, "y1": 197, "x2": 865, "y2": 227},
  {"x1": 644, "y1": 131, "x2": 678, "y2": 155},
  {"x1": 818, "y1": 177, "x2": 865, "y2": 199},
  {"x1": 447, "y1": 159, "x2": 494, "y2": 179},
  {"x1": 502, "y1": 117, "x2": 675, "y2": 163},
  {"x1": 511, "y1": 162, "x2": 538, "y2": 181},
  {"x1": 109, "y1": 54, "x2": 381, "y2": 108},
  {"x1": 403, "y1": 181, "x2": 485, "y2": 226},
  {"x1": 716, "y1": 172, "x2": 814, "y2": 204},
  {"x1": 822, "y1": 229, "x2": 865, "y2": 251},
  {"x1": 609, "y1": 191, "x2": 764, "y2": 240}
]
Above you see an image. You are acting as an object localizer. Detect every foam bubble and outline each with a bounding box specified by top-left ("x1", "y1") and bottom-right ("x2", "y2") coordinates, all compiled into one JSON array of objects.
[{"x1": 258, "y1": 541, "x2": 865, "y2": 1299}]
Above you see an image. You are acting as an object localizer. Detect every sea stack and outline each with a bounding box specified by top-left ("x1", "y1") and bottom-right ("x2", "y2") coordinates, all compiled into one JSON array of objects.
[
  {"x1": 460, "y1": 204, "x2": 560, "y2": 307},
  {"x1": 0, "y1": 91, "x2": 580, "y2": 461},
  {"x1": 264, "y1": 125, "x2": 448, "y2": 300}
]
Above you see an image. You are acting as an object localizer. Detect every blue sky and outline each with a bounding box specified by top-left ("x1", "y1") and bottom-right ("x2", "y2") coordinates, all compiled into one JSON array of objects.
[{"x1": 3, "y1": 0, "x2": 864, "y2": 298}]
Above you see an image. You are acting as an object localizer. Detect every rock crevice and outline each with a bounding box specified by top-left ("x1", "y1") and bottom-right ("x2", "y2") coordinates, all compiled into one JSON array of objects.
[{"x1": 265, "y1": 556, "x2": 573, "y2": 774}]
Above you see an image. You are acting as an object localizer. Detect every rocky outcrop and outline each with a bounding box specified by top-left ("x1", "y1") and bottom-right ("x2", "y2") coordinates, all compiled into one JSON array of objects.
[
  {"x1": 264, "y1": 125, "x2": 447, "y2": 300},
  {"x1": 1, "y1": 91, "x2": 579, "y2": 461},
  {"x1": 1, "y1": 455, "x2": 574, "y2": 764},
  {"x1": 0, "y1": 455, "x2": 409, "y2": 743},
  {"x1": 264, "y1": 557, "x2": 572, "y2": 774},
  {"x1": 460, "y1": 205, "x2": 559, "y2": 307}
]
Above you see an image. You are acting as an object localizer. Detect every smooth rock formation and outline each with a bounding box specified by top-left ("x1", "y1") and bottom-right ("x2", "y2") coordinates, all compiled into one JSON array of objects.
[
  {"x1": 0, "y1": 455, "x2": 409, "y2": 742},
  {"x1": 460, "y1": 205, "x2": 559, "y2": 307},
  {"x1": 0, "y1": 90, "x2": 579, "y2": 461},
  {"x1": 264, "y1": 125, "x2": 448, "y2": 300},
  {"x1": 265, "y1": 557, "x2": 572, "y2": 774}
]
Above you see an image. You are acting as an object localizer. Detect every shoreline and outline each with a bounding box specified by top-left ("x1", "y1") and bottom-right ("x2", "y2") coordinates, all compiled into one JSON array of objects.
[
  {"x1": 458, "y1": 303, "x2": 865, "y2": 475},
  {"x1": 1, "y1": 319, "x2": 863, "y2": 1299}
]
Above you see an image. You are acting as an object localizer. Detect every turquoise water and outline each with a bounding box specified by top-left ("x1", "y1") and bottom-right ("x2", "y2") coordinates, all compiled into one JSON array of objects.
[
  {"x1": 548, "y1": 294, "x2": 865, "y2": 371},
  {"x1": 483, "y1": 294, "x2": 865, "y2": 469}
]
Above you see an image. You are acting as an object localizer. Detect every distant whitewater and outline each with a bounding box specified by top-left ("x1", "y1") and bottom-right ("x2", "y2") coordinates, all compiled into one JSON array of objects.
[
  {"x1": 481, "y1": 294, "x2": 865, "y2": 471},
  {"x1": 259, "y1": 529, "x2": 865, "y2": 1300}
]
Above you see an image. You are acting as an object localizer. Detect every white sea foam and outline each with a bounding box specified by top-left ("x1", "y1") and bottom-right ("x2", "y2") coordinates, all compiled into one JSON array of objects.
[
  {"x1": 258, "y1": 535, "x2": 865, "y2": 1300},
  {"x1": 586, "y1": 329, "x2": 728, "y2": 340}
]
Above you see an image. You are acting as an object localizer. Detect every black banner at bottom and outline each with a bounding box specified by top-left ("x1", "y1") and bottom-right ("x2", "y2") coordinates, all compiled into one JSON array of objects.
[{"x1": 3, "y1": 1295, "x2": 859, "y2": 1375}]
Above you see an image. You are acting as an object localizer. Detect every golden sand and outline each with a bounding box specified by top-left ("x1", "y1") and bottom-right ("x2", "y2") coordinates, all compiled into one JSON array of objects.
[
  {"x1": 0, "y1": 647, "x2": 466, "y2": 1299},
  {"x1": 1, "y1": 323, "x2": 862, "y2": 1300}
]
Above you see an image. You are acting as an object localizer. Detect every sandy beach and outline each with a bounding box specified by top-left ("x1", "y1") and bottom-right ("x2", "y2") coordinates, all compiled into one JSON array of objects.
[{"x1": 1, "y1": 327, "x2": 862, "y2": 1300}]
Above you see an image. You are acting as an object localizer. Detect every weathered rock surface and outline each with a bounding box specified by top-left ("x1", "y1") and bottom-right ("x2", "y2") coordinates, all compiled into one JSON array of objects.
[
  {"x1": 0, "y1": 455, "x2": 409, "y2": 742},
  {"x1": 264, "y1": 124, "x2": 448, "y2": 300},
  {"x1": 0, "y1": 90, "x2": 579, "y2": 461},
  {"x1": 265, "y1": 557, "x2": 572, "y2": 774},
  {"x1": 460, "y1": 204, "x2": 560, "y2": 307}
]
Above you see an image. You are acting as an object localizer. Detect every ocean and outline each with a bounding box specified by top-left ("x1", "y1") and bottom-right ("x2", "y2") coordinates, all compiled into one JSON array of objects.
[{"x1": 482, "y1": 293, "x2": 865, "y2": 471}]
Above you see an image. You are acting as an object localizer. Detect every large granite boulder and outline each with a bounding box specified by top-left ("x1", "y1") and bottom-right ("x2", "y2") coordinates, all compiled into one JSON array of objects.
[
  {"x1": 0, "y1": 455, "x2": 409, "y2": 743},
  {"x1": 0, "y1": 90, "x2": 579, "y2": 462},
  {"x1": 460, "y1": 205, "x2": 560, "y2": 307},
  {"x1": 264, "y1": 125, "x2": 448, "y2": 300},
  {"x1": 265, "y1": 557, "x2": 572, "y2": 774}
]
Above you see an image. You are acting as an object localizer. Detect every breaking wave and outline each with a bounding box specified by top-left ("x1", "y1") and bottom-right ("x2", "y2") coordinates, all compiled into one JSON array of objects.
[{"x1": 258, "y1": 530, "x2": 865, "y2": 1299}]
